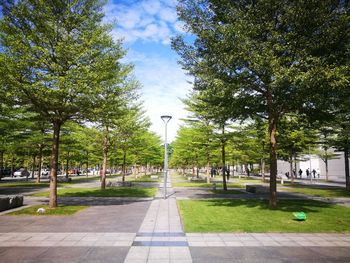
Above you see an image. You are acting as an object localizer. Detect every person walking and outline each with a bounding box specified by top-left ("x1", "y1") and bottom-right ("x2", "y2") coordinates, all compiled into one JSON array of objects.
[
  {"x1": 306, "y1": 168, "x2": 310, "y2": 177},
  {"x1": 299, "y1": 169, "x2": 303, "y2": 178},
  {"x1": 312, "y1": 169, "x2": 316, "y2": 178}
]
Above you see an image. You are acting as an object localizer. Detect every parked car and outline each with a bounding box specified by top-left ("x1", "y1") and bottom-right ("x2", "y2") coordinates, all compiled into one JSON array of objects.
[
  {"x1": 41, "y1": 169, "x2": 50, "y2": 176},
  {"x1": 14, "y1": 168, "x2": 30, "y2": 177}
]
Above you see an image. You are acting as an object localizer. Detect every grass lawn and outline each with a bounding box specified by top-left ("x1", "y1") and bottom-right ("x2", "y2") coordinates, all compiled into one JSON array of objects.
[
  {"x1": 173, "y1": 181, "x2": 245, "y2": 188},
  {"x1": 125, "y1": 174, "x2": 161, "y2": 182},
  {"x1": 283, "y1": 186, "x2": 350, "y2": 198},
  {"x1": 7, "y1": 204, "x2": 88, "y2": 216},
  {"x1": 178, "y1": 199, "x2": 350, "y2": 233},
  {"x1": 31, "y1": 187, "x2": 157, "y2": 197}
]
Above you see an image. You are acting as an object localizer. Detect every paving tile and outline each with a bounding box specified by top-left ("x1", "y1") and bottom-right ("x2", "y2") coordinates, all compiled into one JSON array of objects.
[
  {"x1": 296, "y1": 241, "x2": 317, "y2": 246},
  {"x1": 278, "y1": 241, "x2": 301, "y2": 247},
  {"x1": 74, "y1": 241, "x2": 96, "y2": 246},
  {"x1": 188, "y1": 241, "x2": 207, "y2": 247},
  {"x1": 224, "y1": 241, "x2": 244, "y2": 246},
  {"x1": 205, "y1": 241, "x2": 225, "y2": 247},
  {"x1": 332, "y1": 241, "x2": 350, "y2": 246},
  {"x1": 56, "y1": 241, "x2": 78, "y2": 246},
  {"x1": 124, "y1": 259, "x2": 147, "y2": 263},
  {"x1": 147, "y1": 259, "x2": 170, "y2": 263},
  {"x1": 242, "y1": 241, "x2": 262, "y2": 246},
  {"x1": 28, "y1": 236, "x2": 48, "y2": 241},
  {"x1": 187, "y1": 237, "x2": 204, "y2": 242},
  {"x1": 261, "y1": 241, "x2": 281, "y2": 246}
]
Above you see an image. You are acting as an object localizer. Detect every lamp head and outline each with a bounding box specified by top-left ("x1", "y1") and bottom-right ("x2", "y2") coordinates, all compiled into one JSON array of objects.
[{"x1": 161, "y1": 115, "x2": 172, "y2": 123}]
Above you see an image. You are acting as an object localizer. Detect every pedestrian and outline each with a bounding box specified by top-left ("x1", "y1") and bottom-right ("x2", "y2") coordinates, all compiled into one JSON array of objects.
[
  {"x1": 306, "y1": 169, "x2": 310, "y2": 177},
  {"x1": 285, "y1": 172, "x2": 290, "y2": 179},
  {"x1": 299, "y1": 169, "x2": 303, "y2": 178},
  {"x1": 312, "y1": 169, "x2": 316, "y2": 178}
]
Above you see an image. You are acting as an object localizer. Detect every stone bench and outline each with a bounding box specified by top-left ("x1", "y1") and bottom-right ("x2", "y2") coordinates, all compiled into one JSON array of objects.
[
  {"x1": 0, "y1": 195, "x2": 24, "y2": 212},
  {"x1": 246, "y1": 184, "x2": 269, "y2": 194},
  {"x1": 107, "y1": 181, "x2": 132, "y2": 187}
]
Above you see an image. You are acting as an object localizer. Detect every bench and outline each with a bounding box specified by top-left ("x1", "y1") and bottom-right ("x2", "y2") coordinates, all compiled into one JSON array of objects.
[
  {"x1": 107, "y1": 181, "x2": 132, "y2": 187},
  {"x1": 246, "y1": 184, "x2": 269, "y2": 193},
  {"x1": 0, "y1": 195, "x2": 24, "y2": 212}
]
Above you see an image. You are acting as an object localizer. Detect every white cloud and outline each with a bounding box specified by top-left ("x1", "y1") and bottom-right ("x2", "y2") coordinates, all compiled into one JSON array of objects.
[
  {"x1": 142, "y1": 0, "x2": 161, "y2": 15},
  {"x1": 104, "y1": 0, "x2": 187, "y2": 45},
  {"x1": 159, "y1": 7, "x2": 177, "y2": 23}
]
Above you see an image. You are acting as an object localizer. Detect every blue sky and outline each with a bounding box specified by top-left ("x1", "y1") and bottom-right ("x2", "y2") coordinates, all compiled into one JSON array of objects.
[{"x1": 103, "y1": 0, "x2": 191, "y2": 141}]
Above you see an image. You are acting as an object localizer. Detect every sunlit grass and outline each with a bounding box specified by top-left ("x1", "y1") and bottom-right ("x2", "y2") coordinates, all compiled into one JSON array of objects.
[
  {"x1": 283, "y1": 186, "x2": 350, "y2": 198},
  {"x1": 178, "y1": 199, "x2": 350, "y2": 232},
  {"x1": 173, "y1": 181, "x2": 245, "y2": 188},
  {"x1": 6, "y1": 204, "x2": 88, "y2": 216}
]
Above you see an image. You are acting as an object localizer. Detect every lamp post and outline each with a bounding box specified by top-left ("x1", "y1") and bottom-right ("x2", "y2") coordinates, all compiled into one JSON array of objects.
[{"x1": 161, "y1": 115, "x2": 172, "y2": 199}]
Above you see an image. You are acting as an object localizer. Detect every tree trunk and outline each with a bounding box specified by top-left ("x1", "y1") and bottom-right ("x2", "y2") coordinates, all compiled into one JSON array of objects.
[
  {"x1": 32, "y1": 155, "x2": 36, "y2": 179},
  {"x1": 221, "y1": 125, "x2": 227, "y2": 191},
  {"x1": 206, "y1": 162, "x2": 210, "y2": 183},
  {"x1": 36, "y1": 145, "x2": 43, "y2": 183},
  {"x1": 66, "y1": 153, "x2": 69, "y2": 179},
  {"x1": 86, "y1": 151, "x2": 89, "y2": 177},
  {"x1": 325, "y1": 148, "x2": 329, "y2": 181},
  {"x1": 268, "y1": 114, "x2": 278, "y2": 209},
  {"x1": 101, "y1": 127, "x2": 109, "y2": 189},
  {"x1": 49, "y1": 121, "x2": 61, "y2": 208},
  {"x1": 261, "y1": 141, "x2": 265, "y2": 181},
  {"x1": 11, "y1": 155, "x2": 15, "y2": 177},
  {"x1": 122, "y1": 150, "x2": 126, "y2": 182},
  {"x1": 294, "y1": 155, "x2": 297, "y2": 181},
  {"x1": 0, "y1": 150, "x2": 4, "y2": 180},
  {"x1": 290, "y1": 154, "x2": 294, "y2": 184},
  {"x1": 345, "y1": 148, "x2": 349, "y2": 191}
]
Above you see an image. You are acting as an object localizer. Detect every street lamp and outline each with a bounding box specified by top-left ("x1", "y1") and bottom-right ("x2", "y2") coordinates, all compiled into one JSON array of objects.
[{"x1": 161, "y1": 115, "x2": 172, "y2": 199}]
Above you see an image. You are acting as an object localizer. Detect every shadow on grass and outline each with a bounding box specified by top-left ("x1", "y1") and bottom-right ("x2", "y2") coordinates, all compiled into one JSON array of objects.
[
  {"x1": 57, "y1": 187, "x2": 157, "y2": 198},
  {"x1": 204, "y1": 198, "x2": 334, "y2": 213}
]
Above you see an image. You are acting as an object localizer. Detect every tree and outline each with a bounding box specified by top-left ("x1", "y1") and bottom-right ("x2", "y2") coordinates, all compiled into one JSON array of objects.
[
  {"x1": 0, "y1": 0, "x2": 129, "y2": 207},
  {"x1": 112, "y1": 104, "x2": 150, "y2": 182},
  {"x1": 173, "y1": 0, "x2": 349, "y2": 208}
]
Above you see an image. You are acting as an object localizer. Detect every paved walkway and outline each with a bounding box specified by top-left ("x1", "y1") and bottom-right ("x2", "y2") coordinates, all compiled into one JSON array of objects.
[{"x1": 123, "y1": 176, "x2": 193, "y2": 263}]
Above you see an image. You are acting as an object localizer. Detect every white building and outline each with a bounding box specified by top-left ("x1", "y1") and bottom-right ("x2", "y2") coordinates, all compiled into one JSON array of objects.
[{"x1": 277, "y1": 149, "x2": 348, "y2": 182}]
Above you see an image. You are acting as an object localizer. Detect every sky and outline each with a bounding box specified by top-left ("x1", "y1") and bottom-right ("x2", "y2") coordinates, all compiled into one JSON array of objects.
[{"x1": 103, "y1": 0, "x2": 192, "y2": 142}]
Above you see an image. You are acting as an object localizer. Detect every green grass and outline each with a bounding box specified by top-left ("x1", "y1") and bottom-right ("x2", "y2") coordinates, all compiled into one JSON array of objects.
[
  {"x1": 283, "y1": 186, "x2": 350, "y2": 198},
  {"x1": 173, "y1": 181, "x2": 245, "y2": 188},
  {"x1": 31, "y1": 187, "x2": 157, "y2": 197},
  {"x1": 6, "y1": 204, "x2": 88, "y2": 216},
  {"x1": 178, "y1": 199, "x2": 350, "y2": 233},
  {"x1": 125, "y1": 174, "x2": 161, "y2": 182}
]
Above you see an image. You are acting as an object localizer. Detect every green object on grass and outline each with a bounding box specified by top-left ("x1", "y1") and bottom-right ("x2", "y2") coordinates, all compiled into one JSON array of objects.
[{"x1": 293, "y1": 212, "x2": 307, "y2": 220}]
